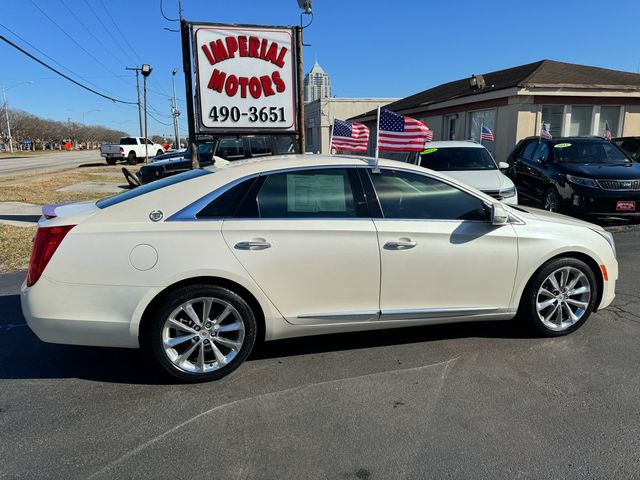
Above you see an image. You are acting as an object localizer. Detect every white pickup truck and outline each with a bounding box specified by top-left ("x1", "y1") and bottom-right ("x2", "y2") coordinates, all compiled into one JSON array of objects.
[{"x1": 100, "y1": 137, "x2": 166, "y2": 165}]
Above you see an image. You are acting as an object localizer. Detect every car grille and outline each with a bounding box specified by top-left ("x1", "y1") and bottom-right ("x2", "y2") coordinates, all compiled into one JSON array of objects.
[
  {"x1": 596, "y1": 179, "x2": 640, "y2": 191},
  {"x1": 482, "y1": 190, "x2": 503, "y2": 200}
]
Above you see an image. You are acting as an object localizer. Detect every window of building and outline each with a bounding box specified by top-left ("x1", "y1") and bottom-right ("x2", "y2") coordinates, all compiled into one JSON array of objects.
[
  {"x1": 370, "y1": 169, "x2": 487, "y2": 221},
  {"x1": 541, "y1": 105, "x2": 564, "y2": 138},
  {"x1": 446, "y1": 114, "x2": 458, "y2": 140},
  {"x1": 306, "y1": 127, "x2": 314, "y2": 150},
  {"x1": 568, "y1": 105, "x2": 592, "y2": 136},
  {"x1": 467, "y1": 109, "x2": 496, "y2": 150},
  {"x1": 255, "y1": 168, "x2": 358, "y2": 218},
  {"x1": 598, "y1": 106, "x2": 621, "y2": 137}
]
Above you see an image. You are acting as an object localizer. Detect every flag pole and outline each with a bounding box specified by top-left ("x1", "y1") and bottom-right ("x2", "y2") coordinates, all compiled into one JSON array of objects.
[
  {"x1": 539, "y1": 120, "x2": 542, "y2": 144},
  {"x1": 479, "y1": 123, "x2": 483, "y2": 146},
  {"x1": 329, "y1": 120, "x2": 334, "y2": 155},
  {"x1": 373, "y1": 105, "x2": 381, "y2": 173}
]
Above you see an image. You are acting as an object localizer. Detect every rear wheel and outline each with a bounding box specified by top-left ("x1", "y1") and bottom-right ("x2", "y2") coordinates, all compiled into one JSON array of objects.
[
  {"x1": 105, "y1": 157, "x2": 117, "y2": 165},
  {"x1": 543, "y1": 187, "x2": 561, "y2": 212},
  {"x1": 143, "y1": 285, "x2": 257, "y2": 382},
  {"x1": 127, "y1": 151, "x2": 137, "y2": 165},
  {"x1": 520, "y1": 257, "x2": 597, "y2": 336}
]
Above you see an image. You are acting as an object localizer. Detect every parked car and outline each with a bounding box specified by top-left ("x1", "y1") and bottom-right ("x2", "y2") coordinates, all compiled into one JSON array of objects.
[
  {"x1": 137, "y1": 135, "x2": 296, "y2": 184},
  {"x1": 612, "y1": 137, "x2": 640, "y2": 161},
  {"x1": 100, "y1": 137, "x2": 166, "y2": 165},
  {"x1": 150, "y1": 148, "x2": 187, "y2": 163},
  {"x1": 22, "y1": 155, "x2": 617, "y2": 382},
  {"x1": 506, "y1": 136, "x2": 640, "y2": 216},
  {"x1": 405, "y1": 141, "x2": 517, "y2": 204}
]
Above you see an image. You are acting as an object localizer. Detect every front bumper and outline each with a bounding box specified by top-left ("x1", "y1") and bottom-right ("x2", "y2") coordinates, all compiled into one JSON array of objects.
[{"x1": 560, "y1": 183, "x2": 640, "y2": 216}]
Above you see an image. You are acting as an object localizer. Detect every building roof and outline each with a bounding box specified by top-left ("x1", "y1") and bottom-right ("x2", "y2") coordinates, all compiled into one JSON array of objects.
[
  {"x1": 307, "y1": 60, "x2": 327, "y2": 76},
  {"x1": 351, "y1": 60, "x2": 640, "y2": 121}
]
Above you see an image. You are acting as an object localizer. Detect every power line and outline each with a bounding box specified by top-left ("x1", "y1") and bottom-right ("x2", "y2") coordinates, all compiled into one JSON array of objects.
[
  {"x1": 0, "y1": 21, "x2": 122, "y2": 97},
  {"x1": 30, "y1": 0, "x2": 139, "y2": 93},
  {"x1": 58, "y1": 0, "x2": 129, "y2": 68},
  {"x1": 98, "y1": 0, "x2": 141, "y2": 64},
  {"x1": 0, "y1": 33, "x2": 138, "y2": 105}
]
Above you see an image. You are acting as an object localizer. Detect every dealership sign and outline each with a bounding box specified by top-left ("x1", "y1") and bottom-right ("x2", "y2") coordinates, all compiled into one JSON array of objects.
[{"x1": 193, "y1": 24, "x2": 297, "y2": 132}]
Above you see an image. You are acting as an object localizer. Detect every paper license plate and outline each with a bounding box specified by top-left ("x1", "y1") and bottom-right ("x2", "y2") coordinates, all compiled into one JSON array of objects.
[{"x1": 616, "y1": 201, "x2": 636, "y2": 212}]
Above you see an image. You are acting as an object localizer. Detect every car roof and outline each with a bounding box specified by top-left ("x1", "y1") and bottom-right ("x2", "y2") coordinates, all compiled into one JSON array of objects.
[
  {"x1": 420, "y1": 141, "x2": 484, "y2": 149},
  {"x1": 203, "y1": 154, "x2": 431, "y2": 176},
  {"x1": 520, "y1": 136, "x2": 609, "y2": 143}
]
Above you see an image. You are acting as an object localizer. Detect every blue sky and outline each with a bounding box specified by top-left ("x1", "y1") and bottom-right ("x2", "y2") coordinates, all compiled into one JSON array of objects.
[{"x1": 1, "y1": 0, "x2": 639, "y2": 136}]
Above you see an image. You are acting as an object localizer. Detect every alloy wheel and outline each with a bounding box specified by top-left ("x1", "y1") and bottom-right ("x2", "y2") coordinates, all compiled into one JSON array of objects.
[
  {"x1": 544, "y1": 191, "x2": 559, "y2": 212},
  {"x1": 535, "y1": 266, "x2": 591, "y2": 331},
  {"x1": 161, "y1": 297, "x2": 245, "y2": 373}
]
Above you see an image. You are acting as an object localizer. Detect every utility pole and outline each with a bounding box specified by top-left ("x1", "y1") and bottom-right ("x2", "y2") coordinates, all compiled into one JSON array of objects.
[
  {"x1": 171, "y1": 68, "x2": 181, "y2": 148},
  {"x1": 126, "y1": 66, "x2": 144, "y2": 137},
  {"x1": 141, "y1": 64, "x2": 153, "y2": 163}
]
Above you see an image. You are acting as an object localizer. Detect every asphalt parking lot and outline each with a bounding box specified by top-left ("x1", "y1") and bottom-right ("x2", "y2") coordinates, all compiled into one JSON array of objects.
[{"x1": 1, "y1": 232, "x2": 639, "y2": 479}]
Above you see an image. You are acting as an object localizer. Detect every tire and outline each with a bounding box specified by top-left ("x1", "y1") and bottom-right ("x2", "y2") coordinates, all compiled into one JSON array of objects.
[
  {"x1": 143, "y1": 284, "x2": 257, "y2": 383},
  {"x1": 127, "y1": 151, "x2": 137, "y2": 165},
  {"x1": 105, "y1": 157, "x2": 117, "y2": 165},
  {"x1": 542, "y1": 187, "x2": 561, "y2": 213},
  {"x1": 156, "y1": 149, "x2": 164, "y2": 157},
  {"x1": 519, "y1": 257, "x2": 598, "y2": 336}
]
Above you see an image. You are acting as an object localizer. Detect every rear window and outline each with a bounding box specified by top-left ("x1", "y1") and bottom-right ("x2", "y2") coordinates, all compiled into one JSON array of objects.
[{"x1": 96, "y1": 169, "x2": 211, "y2": 209}]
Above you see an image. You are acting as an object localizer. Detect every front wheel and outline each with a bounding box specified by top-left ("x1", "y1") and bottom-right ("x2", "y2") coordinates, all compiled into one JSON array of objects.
[
  {"x1": 519, "y1": 257, "x2": 598, "y2": 336},
  {"x1": 143, "y1": 285, "x2": 257, "y2": 382},
  {"x1": 156, "y1": 149, "x2": 164, "y2": 157}
]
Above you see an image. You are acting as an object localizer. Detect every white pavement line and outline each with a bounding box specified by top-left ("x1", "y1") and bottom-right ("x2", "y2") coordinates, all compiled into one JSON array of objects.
[{"x1": 86, "y1": 357, "x2": 459, "y2": 479}]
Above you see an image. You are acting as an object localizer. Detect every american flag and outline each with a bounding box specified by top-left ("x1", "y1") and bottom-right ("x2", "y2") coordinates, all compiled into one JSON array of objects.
[
  {"x1": 604, "y1": 121, "x2": 612, "y2": 141},
  {"x1": 541, "y1": 122, "x2": 552, "y2": 139},
  {"x1": 377, "y1": 109, "x2": 431, "y2": 152},
  {"x1": 480, "y1": 125, "x2": 494, "y2": 142},
  {"x1": 331, "y1": 119, "x2": 370, "y2": 152}
]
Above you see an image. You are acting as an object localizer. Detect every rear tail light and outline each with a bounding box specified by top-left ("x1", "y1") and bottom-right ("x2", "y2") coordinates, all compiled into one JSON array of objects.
[
  {"x1": 27, "y1": 225, "x2": 75, "y2": 287},
  {"x1": 119, "y1": 147, "x2": 124, "y2": 153}
]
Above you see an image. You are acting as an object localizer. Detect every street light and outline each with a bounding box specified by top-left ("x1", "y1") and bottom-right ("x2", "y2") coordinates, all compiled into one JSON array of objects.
[
  {"x1": 2, "y1": 81, "x2": 33, "y2": 153},
  {"x1": 171, "y1": 68, "x2": 181, "y2": 148},
  {"x1": 141, "y1": 64, "x2": 152, "y2": 163}
]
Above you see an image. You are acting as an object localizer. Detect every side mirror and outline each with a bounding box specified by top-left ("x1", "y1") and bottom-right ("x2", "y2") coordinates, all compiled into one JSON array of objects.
[
  {"x1": 498, "y1": 161, "x2": 509, "y2": 170},
  {"x1": 537, "y1": 156, "x2": 547, "y2": 164},
  {"x1": 491, "y1": 202, "x2": 509, "y2": 226}
]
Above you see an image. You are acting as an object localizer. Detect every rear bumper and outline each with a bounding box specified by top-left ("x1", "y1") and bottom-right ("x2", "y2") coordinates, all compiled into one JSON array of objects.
[
  {"x1": 101, "y1": 153, "x2": 124, "y2": 158},
  {"x1": 20, "y1": 276, "x2": 144, "y2": 348}
]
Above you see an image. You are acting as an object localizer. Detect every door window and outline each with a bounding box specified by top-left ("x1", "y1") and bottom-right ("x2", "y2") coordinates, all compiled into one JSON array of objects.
[
  {"x1": 249, "y1": 136, "x2": 272, "y2": 157},
  {"x1": 216, "y1": 138, "x2": 246, "y2": 159},
  {"x1": 250, "y1": 169, "x2": 361, "y2": 218},
  {"x1": 521, "y1": 140, "x2": 538, "y2": 160},
  {"x1": 370, "y1": 169, "x2": 487, "y2": 221},
  {"x1": 533, "y1": 142, "x2": 549, "y2": 162}
]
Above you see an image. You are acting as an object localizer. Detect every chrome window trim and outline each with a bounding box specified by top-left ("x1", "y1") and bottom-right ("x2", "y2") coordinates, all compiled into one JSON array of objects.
[{"x1": 168, "y1": 164, "x2": 366, "y2": 222}]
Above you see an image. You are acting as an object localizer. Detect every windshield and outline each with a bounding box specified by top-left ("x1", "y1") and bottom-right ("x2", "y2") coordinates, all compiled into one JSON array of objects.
[
  {"x1": 553, "y1": 140, "x2": 630, "y2": 164},
  {"x1": 96, "y1": 169, "x2": 211, "y2": 208},
  {"x1": 419, "y1": 147, "x2": 496, "y2": 171}
]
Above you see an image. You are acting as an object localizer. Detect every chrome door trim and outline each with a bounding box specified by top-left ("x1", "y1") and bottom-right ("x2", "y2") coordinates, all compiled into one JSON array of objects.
[
  {"x1": 296, "y1": 310, "x2": 380, "y2": 323},
  {"x1": 380, "y1": 306, "x2": 498, "y2": 320}
]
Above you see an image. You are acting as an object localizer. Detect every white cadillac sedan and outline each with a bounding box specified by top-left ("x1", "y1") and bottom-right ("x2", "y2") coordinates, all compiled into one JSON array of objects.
[{"x1": 22, "y1": 155, "x2": 617, "y2": 382}]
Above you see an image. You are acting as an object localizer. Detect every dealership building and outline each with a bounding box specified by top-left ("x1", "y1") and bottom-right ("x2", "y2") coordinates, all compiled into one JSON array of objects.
[
  {"x1": 350, "y1": 60, "x2": 640, "y2": 162},
  {"x1": 304, "y1": 97, "x2": 398, "y2": 154}
]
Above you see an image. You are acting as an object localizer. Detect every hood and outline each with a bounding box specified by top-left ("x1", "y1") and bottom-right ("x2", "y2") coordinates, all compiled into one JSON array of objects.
[
  {"x1": 508, "y1": 205, "x2": 601, "y2": 230},
  {"x1": 446, "y1": 169, "x2": 513, "y2": 192},
  {"x1": 557, "y1": 161, "x2": 640, "y2": 179}
]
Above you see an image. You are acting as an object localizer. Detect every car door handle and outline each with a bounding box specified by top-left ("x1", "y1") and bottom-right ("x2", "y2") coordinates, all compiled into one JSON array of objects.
[
  {"x1": 384, "y1": 239, "x2": 417, "y2": 250},
  {"x1": 234, "y1": 241, "x2": 272, "y2": 251}
]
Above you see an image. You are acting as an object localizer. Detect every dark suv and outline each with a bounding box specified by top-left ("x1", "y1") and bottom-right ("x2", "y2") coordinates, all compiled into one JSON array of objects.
[
  {"x1": 506, "y1": 136, "x2": 640, "y2": 216},
  {"x1": 136, "y1": 135, "x2": 296, "y2": 184},
  {"x1": 613, "y1": 137, "x2": 640, "y2": 161}
]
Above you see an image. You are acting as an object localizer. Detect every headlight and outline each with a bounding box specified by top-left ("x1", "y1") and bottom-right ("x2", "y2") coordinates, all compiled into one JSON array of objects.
[
  {"x1": 591, "y1": 228, "x2": 616, "y2": 258},
  {"x1": 499, "y1": 186, "x2": 517, "y2": 198},
  {"x1": 566, "y1": 174, "x2": 599, "y2": 188}
]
